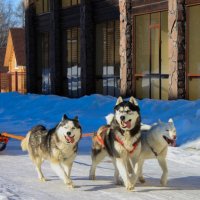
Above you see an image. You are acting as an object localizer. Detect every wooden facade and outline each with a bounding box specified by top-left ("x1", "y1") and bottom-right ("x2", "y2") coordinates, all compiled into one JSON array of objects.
[
  {"x1": 3, "y1": 28, "x2": 26, "y2": 93},
  {"x1": 25, "y1": 0, "x2": 200, "y2": 99}
]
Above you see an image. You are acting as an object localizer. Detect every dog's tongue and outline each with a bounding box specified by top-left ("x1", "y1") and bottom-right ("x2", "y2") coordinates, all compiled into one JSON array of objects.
[
  {"x1": 122, "y1": 120, "x2": 131, "y2": 128},
  {"x1": 66, "y1": 136, "x2": 74, "y2": 143},
  {"x1": 172, "y1": 140, "x2": 176, "y2": 147}
]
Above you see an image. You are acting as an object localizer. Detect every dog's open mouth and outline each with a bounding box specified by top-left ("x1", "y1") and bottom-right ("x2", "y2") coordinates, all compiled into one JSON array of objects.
[
  {"x1": 163, "y1": 136, "x2": 176, "y2": 147},
  {"x1": 121, "y1": 119, "x2": 132, "y2": 129},
  {"x1": 65, "y1": 135, "x2": 75, "y2": 143}
]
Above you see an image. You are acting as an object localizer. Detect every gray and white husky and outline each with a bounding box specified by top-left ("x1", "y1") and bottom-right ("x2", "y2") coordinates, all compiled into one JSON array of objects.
[
  {"x1": 21, "y1": 114, "x2": 82, "y2": 187},
  {"x1": 138, "y1": 119, "x2": 177, "y2": 186},
  {"x1": 89, "y1": 97, "x2": 142, "y2": 191}
]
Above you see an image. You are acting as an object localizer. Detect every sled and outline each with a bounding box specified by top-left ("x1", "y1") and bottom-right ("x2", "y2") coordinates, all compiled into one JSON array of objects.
[
  {"x1": 0, "y1": 132, "x2": 25, "y2": 152},
  {"x1": 0, "y1": 134, "x2": 9, "y2": 151}
]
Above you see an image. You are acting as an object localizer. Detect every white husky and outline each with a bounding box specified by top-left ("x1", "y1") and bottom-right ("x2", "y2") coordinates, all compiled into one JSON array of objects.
[{"x1": 138, "y1": 119, "x2": 177, "y2": 186}]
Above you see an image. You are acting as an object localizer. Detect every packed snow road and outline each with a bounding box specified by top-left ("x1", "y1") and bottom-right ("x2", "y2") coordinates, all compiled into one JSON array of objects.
[{"x1": 0, "y1": 140, "x2": 200, "y2": 200}]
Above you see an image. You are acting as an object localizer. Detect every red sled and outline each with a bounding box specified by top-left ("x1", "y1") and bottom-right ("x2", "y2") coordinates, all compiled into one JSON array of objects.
[{"x1": 0, "y1": 134, "x2": 9, "y2": 151}]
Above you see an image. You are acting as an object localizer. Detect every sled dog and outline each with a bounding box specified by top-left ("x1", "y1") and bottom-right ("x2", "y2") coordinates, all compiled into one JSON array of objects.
[
  {"x1": 138, "y1": 119, "x2": 177, "y2": 186},
  {"x1": 21, "y1": 114, "x2": 82, "y2": 187},
  {"x1": 89, "y1": 97, "x2": 142, "y2": 190}
]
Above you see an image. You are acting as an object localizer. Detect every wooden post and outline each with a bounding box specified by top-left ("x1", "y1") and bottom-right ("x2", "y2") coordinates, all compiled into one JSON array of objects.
[
  {"x1": 119, "y1": 0, "x2": 132, "y2": 97},
  {"x1": 15, "y1": 72, "x2": 18, "y2": 91},
  {"x1": 49, "y1": 0, "x2": 62, "y2": 95},
  {"x1": 0, "y1": 72, "x2": 1, "y2": 93},
  {"x1": 168, "y1": 0, "x2": 185, "y2": 99},
  {"x1": 80, "y1": 0, "x2": 95, "y2": 96},
  {"x1": 25, "y1": 0, "x2": 37, "y2": 93}
]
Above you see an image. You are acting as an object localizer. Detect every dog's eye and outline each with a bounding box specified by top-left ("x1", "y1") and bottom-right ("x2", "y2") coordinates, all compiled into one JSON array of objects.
[
  {"x1": 72, "y1": 127, "x2": 76, "y2": 130},
  {"x1": 166, "y1": 129, "x2": 169, "y2": 131}
]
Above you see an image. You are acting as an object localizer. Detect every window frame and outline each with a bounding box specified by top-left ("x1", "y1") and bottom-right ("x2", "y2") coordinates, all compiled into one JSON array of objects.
[
  {"x1": 133, "y1": 10, "x2": 169, "y2": 100},
  {"x1": 186, "y1": 4, "x2": 200, "y2": 100},
  {"x1": 35, "y1": 0, "x2": 50, "y2": 15},
  {"x1": 95, "y1": 20, "x2": 120, "y2": 97},
  {"x1": 65, "y1": 27, "x2": 81, "y2": 98},
  {"x1": 61, "y1": 0, "x2": 80, "y2": 9}
]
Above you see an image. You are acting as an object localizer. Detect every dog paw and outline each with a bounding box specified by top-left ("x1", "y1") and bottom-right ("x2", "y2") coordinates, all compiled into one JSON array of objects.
[
  {"x1": 139, "y1": 177, "x2": 146, "y2": 184},
  {"x1": 125, "y1": 183, "x2": 135, "y2": 191},
  {"x1": 67, "y1": 182, "x2": 75, "y2": 188},
  {"x1": 65, "y1": 180, "x2": 75, "y2": 188},
  {"x1": 39, "y1": 177, "x2": 46, "y2": 182},
  {"x1": 114, "y1": 178, "x2": 123, "y2": 185},
  {"x1": 89, "y1": 175, "x2": 96, "y2": 180},
  {"x1": 160, "y1": 179, "x2": 167, "y2": 186}
]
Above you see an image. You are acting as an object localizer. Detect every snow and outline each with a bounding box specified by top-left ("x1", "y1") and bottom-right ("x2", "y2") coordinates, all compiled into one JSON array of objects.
[{"x1": 0, "y1": 92, "x2": 200, "y2": 199}]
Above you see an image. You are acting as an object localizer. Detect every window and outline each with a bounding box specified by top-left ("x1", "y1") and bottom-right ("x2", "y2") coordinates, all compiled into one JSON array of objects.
[
  {"x1": 187, "y1": 5, "x2": 200, "y2": 100},
  {"x1": 37, "y1": 32, "x2": 51, "y2": 94},
  {"x1": 96, "y1": 20, "x2": 120, "y2": 96},
  {"x1": 62, "y1": 0, "x2": 80, "y2": 8},
  {"x1": 35, "y1": 0, "x2": 50, "y2": 15},
  {"x1": 134, "y1": 11, "x2": 169, "y2": 100},
  {"x1": 65, "y1": 27, "x2": 81, "y2": 97}
]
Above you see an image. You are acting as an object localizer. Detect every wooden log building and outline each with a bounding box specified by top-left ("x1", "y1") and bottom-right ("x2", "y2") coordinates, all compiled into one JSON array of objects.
[{"x1": 24, "y1": 0, "x2": 200, "y2": 100}]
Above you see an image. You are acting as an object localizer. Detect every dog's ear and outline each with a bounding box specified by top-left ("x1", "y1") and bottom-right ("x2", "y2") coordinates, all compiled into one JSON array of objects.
[
  {"x1": 129, "y1": 96, "x2": 138, "y2": 106},
  {"x1": 62, "y1": 114, "x2": 68, "y2": 121},
  {"x1": 168, "y1": 118, "x2": 174, "y2": 125},
  {"x1": 74, "y1": 116, "x2": 79, "y2": 122},
  {"x1": 116, "y1": 96, "x2": 123, "y2": 106}
]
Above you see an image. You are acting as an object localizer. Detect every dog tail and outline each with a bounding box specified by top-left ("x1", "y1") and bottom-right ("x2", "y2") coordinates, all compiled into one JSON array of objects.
[
  {"x1": 105, "y1": 113, "x2": 114, "y2": 125},
  {"x1": 21, "y1": 131, "x2": 31, "y2": 151},
  {"x1": 141, "y1": 123, "x2": 152, "y2": 131}
]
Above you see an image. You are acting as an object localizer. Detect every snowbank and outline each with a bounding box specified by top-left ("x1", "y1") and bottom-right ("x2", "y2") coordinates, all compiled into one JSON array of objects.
[{"x1": 0, "y1": 92, "x2": 200, "y2": 150}]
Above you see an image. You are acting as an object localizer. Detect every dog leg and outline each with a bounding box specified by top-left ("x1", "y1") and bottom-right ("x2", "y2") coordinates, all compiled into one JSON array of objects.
[
  {"x1": 51, "y1": 163, "x2": 74, "y2": 187},
  {"x1": 129, "y1": 158, "x2": 143, "y2": 187},
  {"x1": 62, "y1": 162, "x2": 73, "y2": 177},
  {"x1": 33, "y1": 157, "x2": 46, "y2": 182},
  {"x1": 112, "y1": 158, "x2": 122, "y2": 185},
  {"x1": 89, "y1": 149, "x2": 107, "y2": 180},
  {"x1": 116, "y1": 158, "x2": 134, "y2": 191},
  {"x1": 157, "y1": 157, "x2": 168, "y2": 186},
  {"x1": 138, "y1": 159, "x2": 145, "y2": 183}
]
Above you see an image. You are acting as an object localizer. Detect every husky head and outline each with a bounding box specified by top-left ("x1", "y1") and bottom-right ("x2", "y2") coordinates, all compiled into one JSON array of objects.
[
  {"x1": 114, "y1": 96, "x2": 141, "y2": 131},
  {"x1": 154, "y1": 119, "x2": 177, "y2": 146},
  {"x1": 56, "y1": 114, "x2": 82, "y2": 145}
]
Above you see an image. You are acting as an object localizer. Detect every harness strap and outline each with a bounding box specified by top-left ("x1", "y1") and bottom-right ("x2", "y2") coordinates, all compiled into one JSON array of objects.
[
  {"x1": 94, "y1": 127, "x2": 110, "y2": 147},
  {"x1": 149, "y1": 146, "x2": 158, "y2": 157},
  {"x1": 96, "y1": 135, "x2": 105, "y2": 147},
  {"x1": 115, "y1": 134, "x2": 139, "y2": 155},
  {"x1": 145, "y1": 136, "x2": 158, "y2": 157}
]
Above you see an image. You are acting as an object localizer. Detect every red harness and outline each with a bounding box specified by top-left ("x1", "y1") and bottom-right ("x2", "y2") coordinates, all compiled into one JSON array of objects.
[
  {"x1": 115, "y1": 134, "x2": 139, "y2": 155},
  {"x1": 94, "y1": 127, "x2": 110, "y2": 147},
  {"x1": 95, "y1": 127, "x2": 139, "y2": 155}
]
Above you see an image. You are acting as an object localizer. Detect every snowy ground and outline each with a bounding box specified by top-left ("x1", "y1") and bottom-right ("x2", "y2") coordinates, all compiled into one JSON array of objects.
[
  {"x1": 0, "y1": 140, "x2": 200, "y2": 200},
  {"x1": 0, "y1": 93, "x2": 200, "y2": 199}
]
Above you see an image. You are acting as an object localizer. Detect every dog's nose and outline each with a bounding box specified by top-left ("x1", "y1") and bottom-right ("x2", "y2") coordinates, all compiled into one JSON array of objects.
[
  {"x1": 120, "y1": 116, "x2": 125, "y2": 121},
  {"x1": 67, "y1": 132, "x2": 71, "y2": 136}
]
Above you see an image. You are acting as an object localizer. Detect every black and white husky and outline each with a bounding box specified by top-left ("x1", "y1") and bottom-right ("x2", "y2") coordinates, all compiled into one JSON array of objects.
[
  {"x1": 21, "y1": 114, "x2": 82, "y2": 187},
  {"x1": 89, "y1": 97, "x2": 142, "y2": 191}
]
